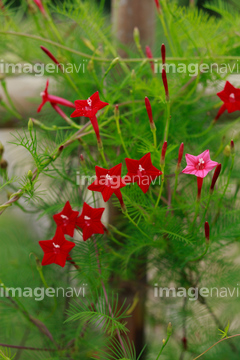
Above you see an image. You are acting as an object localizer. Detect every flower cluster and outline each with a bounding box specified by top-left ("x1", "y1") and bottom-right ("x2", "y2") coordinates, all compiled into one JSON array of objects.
[
  {"x1": 39, "y1": 201, "x2": 105, "y2": 267},
  {"x1": 36, "y1": 44, "x2": 233, "y2": 271}
]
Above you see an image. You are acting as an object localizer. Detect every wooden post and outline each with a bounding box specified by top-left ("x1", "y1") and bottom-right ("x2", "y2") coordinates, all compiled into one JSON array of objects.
[{"x1": 111, "y1": 0, "x2": 156, "y2": 56}]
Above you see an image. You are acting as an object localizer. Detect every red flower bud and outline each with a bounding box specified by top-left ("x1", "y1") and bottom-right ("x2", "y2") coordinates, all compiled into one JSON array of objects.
[
  {"x1": 161, "y1": 141, "x2": 167, "y2": 165},
  {"x1": 33, "y1": 0, "x2": 45, "y2": 15},
  {"x1": 205, "y1": 221, "x2": 210, "y2": 244},
  {"x1": 197, "y1": 177, "x2": 203, "y2": 200},
  {"x1": 210, "y1": 163, "x2": 221, "y2": 193},
  {"x1": 182, "y1": 337, "x2": 187, "y2": 350},
  {"x1": 231, "y1": 139, "x2": 234, "y2": 153},
  {"x1": 145, "y1": 97, "x2": 155, "y2": 130},
  {"x1": 162, "y1": 69, "x2": 169, "y2": 101},
  {"x1": 177, "y1": 142, "x2": 184, "y2": 170},
  {"x1": 40, "y1": 46, "x2": 63, "y2": 71},
  {"x1": 154, "y1": 0, "x2": 162, "y2": 14},
  {"x1": 145, "y1": 46, "x2": 154, "y2": 73},
  {"x1": 161, "y1": 43, "x2": 166, "y2": 66}
]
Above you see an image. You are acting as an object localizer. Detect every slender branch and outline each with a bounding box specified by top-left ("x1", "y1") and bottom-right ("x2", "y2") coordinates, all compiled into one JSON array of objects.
[
  {"x1": 192, "y1": 334, "x2": 240, "y2": 360},
  {"x1": 0, "y1": 31, "x2": 240, "y2": 62},
  {"x1": 0, "y1": 344, "x2": 60, "y2": 352}
]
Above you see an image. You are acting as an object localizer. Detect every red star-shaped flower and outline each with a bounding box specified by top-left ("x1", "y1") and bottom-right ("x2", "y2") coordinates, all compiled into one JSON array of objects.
[
  {"x1": 38, "y1": 80, "x2": 75, "y2": 113},
  {"x1": 76, "y1": 202, "x2": 105, "y2": 241},
  {"x1": 53, "y1": 201, "x2": 79, "y2": 237},
  {"x1": 215, "y1": 81, "x2": 240, "y2": 121},
  {"x1": 124, "y1": 153, "x2": 162, "y2": 193},
  {"x1": 39, "y1": 228, "x2": 75, "y2": 267},
  {"x1": 70, "y1": 92, "x2": 109, "y2": 144},
  {"x1": 71, "y1": 91, "x2": 108, "y2": 118},
  {"x1": 88, "y1": 164, "x2": 126, "y2": 209}
]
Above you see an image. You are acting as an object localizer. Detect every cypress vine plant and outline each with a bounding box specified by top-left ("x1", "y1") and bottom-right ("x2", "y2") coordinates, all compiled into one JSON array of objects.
[{"x1": 0, "y1": 0, "x2": 240, "y2": 359}]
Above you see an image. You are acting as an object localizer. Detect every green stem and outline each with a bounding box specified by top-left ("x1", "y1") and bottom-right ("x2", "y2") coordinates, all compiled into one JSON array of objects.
[
  {"x1": 99, "y1": 146, "x2": 108, "y2": 168},
  {"x1": 115, "y1": 113, "x2": 130, "y2": 158},
  {"x1": 124, "y1": 211, "x2": 152, "y2": 241},
  {"x1": 189, "y1": 242, "x2": 209, "y2": 262},
  {"x1": 0, "y1": 99, "x2": 22, "y2": 120},
  {"x1": 156, "y1": 334, "x2": 171, "y2": 360},
  {"x1": 192, "y1": 334, "x2": 240, "y2": 360},
  {"x1": 191, "y1": 199, "x2": 200, "y2": 232},
  {"x1": 163, "y1": 101, "x2": 171, "y2": 142},
  {"x1": 1, "y1": 79, "x2": 18, "y2": 113},
  {"x1": 158, "y1": 14, "x2": 176, "y2": 56},
  {"x1": 173, "y1": 170, "x2": 179, "y2": 199},
  {"x1": 155, "y1": 169, "x2": 165, "y2": 208},
  {"x1": 152, "y1": 128, "x2": 157, "y2": 148}
]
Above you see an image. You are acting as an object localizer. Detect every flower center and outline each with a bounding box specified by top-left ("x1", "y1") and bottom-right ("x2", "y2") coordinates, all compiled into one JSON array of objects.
[
  {"x1": 60, "y1": 214, "x2": 69, "y2": 226},
  {"x1": 105, "y1": 174, "x2": 113, "y2": 186},
  {"x1": 196, "y1": 158, "x2": 205, "y2": 170},
  {"x1": 229, "y1": 93, "x2": 236, "y2": 103},
  {"x1": 87, "y1": 98, "x2": 92, "y2": 107},
  {"x1": 84, "y1": 215, "x2": 91, "y2": 226},
  {"x1": 137, "y1": 164, "x2": 145, "y2": 177},
  {"x1": 53, "y1": 243, "x2": 60, "y2": 248},
  {"x1": 53, "y1": 242, "x2": 61, "y2": 254}
]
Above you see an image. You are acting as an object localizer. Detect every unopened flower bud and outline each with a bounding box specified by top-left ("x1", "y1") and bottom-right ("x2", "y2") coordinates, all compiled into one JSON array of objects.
[
  {"x1": 205, "y1": 221, "x2": 210, "y2": 244},
  {"x1": 176, "y1": 142, "x2": 184, "y2": 171},
  {"x1": 145, "y1": 46, "x2": 154, "y2": 73},
  {"x1": 0, "y1": 142, "x2": 4, "y2": 157},
  {"x1": 167, "y1": 322, "x2": 173, "y2": 336},
  {"x1": 27, "y1": 170, "x2": 33, "y2": 181},
  {"x1": 80, "y1": 154, "x2": 85, "y2": 166},
  {"x1": 162, "y1": 69, "x2": 169, "y2": 101},
  {"x1": 197, "y1": 177, "x2": 203, "y2": 201},
  {"x1": 223, "y1": 145, "x2": 231, "y2": 157},
  {"x1": 0, "y1": 159, "x2": 8, "y2": 169},
  {"x1": 133, "y1": 27, "x2": 140, "y2": 46},
  {"x1": 28, "y1": 118, "x2": 33, "y2": 132},
  {"x1": 104, "y1": 57, "x2": 119, "y2": 78},
  {"x1": 154, "y1": 0, "x2": 162, "y2": 14},
  {"x1": 231, "y1": 140, "x2": 234, "y2": 154},
  {"x1": 40, "y1": 46, "x2": 63, "y2": 71},
  {"x1": 131, "y1": 69, "x2": 136, "y2": 81},
  {"x1": 87, "y1": 60, "x2": 94, "y2": 73},
  {"x1": 182, "y1": 337, "x2": 187, "y2": 350},
  {"x1": 161, "y1": 43, "x2": 166, "y2": 66},
  {"x1": 115, "y1": 104, "x2": 119, "y2": 121},
  {"x1": 161, "y1": 141, "x2": 167, "y2": 166},
  {"x1": 145, "y1": 97, "x2": 155, "y2": 130},
  {"x1": 162, "y1": 339, "x2": 166, "y2": 344},
  {"x1": 210, "y1": 163, "x2": 221, "y2": 193}
]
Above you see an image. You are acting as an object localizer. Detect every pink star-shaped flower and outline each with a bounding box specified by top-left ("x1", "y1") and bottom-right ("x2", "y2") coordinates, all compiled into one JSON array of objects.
[
  {"x1": 76, "y1": 202, "x2": 105, "y2": 241},
  {"x1": 182, "y1": 150, "x2": 218, "y2": 178},
  {"x1": 38, "y1": 80, "x2": 75, "y2": 113},
  {"x1": 124, "y1": 153, "x2": 162, "y2": 193},
  {"x1": 39, "y1": 228, "x2": 75, "y2": 267},
  {"x1": 53, "y1": 201, "x2": 79, "y2": 237},
  {"x1": 88, "y1": 164, "x2": 126, "y2": 208},
  {"x1": 70, "y1": 92, "x2": 109, "y2": 144}
]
